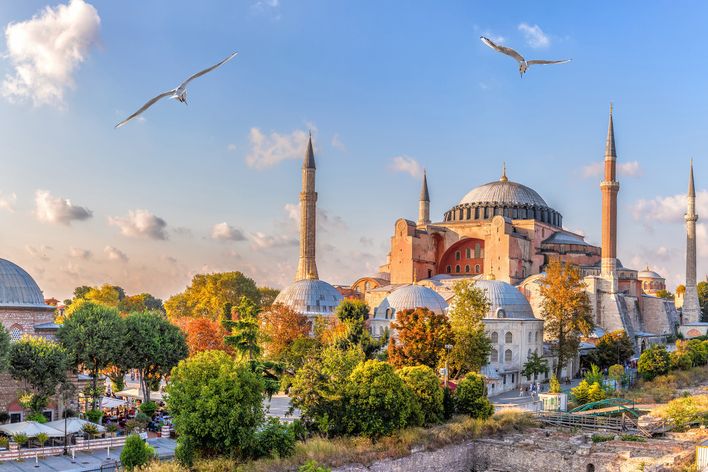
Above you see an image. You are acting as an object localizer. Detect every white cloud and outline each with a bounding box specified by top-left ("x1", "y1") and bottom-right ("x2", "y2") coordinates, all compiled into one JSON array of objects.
[
  {"x1": 2, "y1": 0, "x2": 100, "y2": 107},
  {"x1": 245, "y1": 127, "x2": 311, "y2": 169},
  {"x1": 104, "y1": 245, "x2": 128, "y2": 262},
  {"x1": 69, "y1": 247, "x2": 92, "y2": 260},
  {"x1": 227, "y1": 143, "x2": 237, "y2": 152},
  {"x1": 211, "y1": 222, "x2": 246, "y2": 241},
  {"x1": 25, "y1": 245, "x2": 52, "y2": 261},
  {"x1": 518, "y1": 23, "x2": 550, "y2": 49},
  {"x1": 108, "y1": 209, "x2": 168, "y2": 240},
  {"x1": 0, "y1": 192, "x2": 17, "y2": 212},
  {"x1": 250, "y1": 232, "x2": 298, "y2": 250},
  {"x1": 390, "y1": 155, "x2": 424, "y2": 178},
  {"x1": 34, "y1": 190, "x2": 92, "y2": 225},
  {"x1": 631, "y1": 190, "x2": 708, "y2": 224},
  {"x1": 331, "y1": 133, "x2": 345, "y2": 151},
  {"x1": 581, "y1": 160, "x2": 642, "y2": 178}
]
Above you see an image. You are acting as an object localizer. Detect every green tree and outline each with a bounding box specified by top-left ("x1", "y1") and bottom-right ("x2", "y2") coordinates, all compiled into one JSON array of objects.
[
  {"x1": 698, "y1": 281, "x2": 708, "y2": 322},
  {"x1": 257, "y1": 287, "x2": 280, "y2": 308},
  {"x1": 454, "y1": 373, "x2": 493, "y2": 419},
  {"x1": 655, "y1": 289, "x2": 674, "y2": 301},
  {"x1": 9, "y1": 337, "x2": 68, "y2": 412},
  {"x1": 166, "y1": 350, "x2": 264, "y2": 465},
  {"x1": 587, "y1": 330, "x2": 634, "y2": 369},
  {"x1": 397, "y1": 365, "x2": 444, "y2": 425},
  {"x1": 549, "y1": 374, "x2": 561, "y2": 394},
  {"x1": 521, "y1": 351, "x2": 549, "y2": 381},
  {"x1": 685, "y1": 339, "x2": 708, "y2": 366},
  {"x1": 587, "y1": 382, "x2": 607, "y2": 402},
  {"x1": 0, "y1": 325, "x2": 10, "y2": 372},
  {"x1": 165, "y1": 272, "x2": 261, "y2": 321},
  {"x1": 72, "y1": 286, "x2": 92, "y2": 300},
  {"x1": 120, "y1": 434, "x2": 155, "y2": 470},
  {"x1": 123, "y1": 311, "x2": 188, "y2": 403},
  {"x1": 447, "y1": 280, "x2": 492, "y2": 377},
  {"x1": 289, "y1": 346, "x2": 364, "y2": 436},
  {"x1": 119, "y1": 293, "x2": 164, "y2": 314},
  {"x1": 608, "y1": 364, "x2": 625, "y2": 387},
  {"x1": 387, "y1": 308, "x2": 452, "y2": 369},
  {"x1": 83, "y1": 284, "x2": 126, "y2": 307},
  {"x1": 331, "y1": 299, "x2": 385, "y2": 357},
  {"x1": 344, "y1": 360, "x2": 413, "y2": 439},
  {"x1": 571, "y1": 379, "x2": 591, "y2": 404},
  {"x1": 224, "y1": 297, "x2": 262, "y2": 361},
  {"x1": 637, "y1": 345, "x2": 671, "y2": 380},
  {"x1": 58, "y1": 301, "x2": 124, "y2": 409},
  {"x1": 540, "y1": 259, "x2": 594, "y2": 378}
]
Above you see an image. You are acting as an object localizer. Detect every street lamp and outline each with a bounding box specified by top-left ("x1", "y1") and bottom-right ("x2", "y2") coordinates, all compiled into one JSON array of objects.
[{"x1": 444, "y1": 344, "x2": 453, "y2": 389}]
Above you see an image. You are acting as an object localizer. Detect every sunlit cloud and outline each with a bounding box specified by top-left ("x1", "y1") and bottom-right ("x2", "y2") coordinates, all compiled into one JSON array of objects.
[
  {"x1": 211, "y1": 222, "x2": 246, "y2": 241},
  {"x1": 390, "y1": 155, "x2": 423, "y2": 178},
  {"x1": 245, "y1": 126, "x2": 313, "y2": 169},
  {"x1": 109, "y1": 209, "x2": 168, "y2": 240},
  {"x1": 69, "y1": 247, "x2": 92, "y2": 260},
  {"x1": 104, "y1": 245, "x2": 128, "y2": 262},
  {"x1": 518, "y1": 23, "x2": 550, "y2": 48},
  {"x1": 34, "y1": 190, "x2": 92, "y2": 225}
]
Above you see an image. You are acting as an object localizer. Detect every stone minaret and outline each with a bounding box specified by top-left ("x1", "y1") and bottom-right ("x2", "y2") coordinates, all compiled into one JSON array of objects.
[
  {"x1": 295, "y1": 133, "x2": 319, "y2": 281},
  {"x1": 418, "y1": 171, "x2": 431, "y2": 226},
  {"x1": 682, "y1": 159, "x2": 701, "y2": 323},
  {"x1": 600, "y1": 104, "x2": 620, "y2": 288}
]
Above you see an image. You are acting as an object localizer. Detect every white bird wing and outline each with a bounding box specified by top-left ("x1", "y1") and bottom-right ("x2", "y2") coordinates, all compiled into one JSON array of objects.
[
  {"x1": 115, "y1": 90, "x2": 175, "y2": 128},
  {"x1": 527, "y1": 59, "x2": 572, "y2": 66},
  {"x1": 480, "y1": 36, "x2": 525, "y2": 63},
  {"x1": 180, "y1": 51, "x2": 239, "y2": 88}
]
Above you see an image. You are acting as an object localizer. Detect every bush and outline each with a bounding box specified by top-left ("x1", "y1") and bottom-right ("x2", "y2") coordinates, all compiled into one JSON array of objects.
[
  {"x1": 35, "y1": 432, "x2": 48, "y2": 447},
  {"x1": 83, "y1": 423, "x2": 100, "y2": 438},
  {"x1": 139, "y1": 401, "x2": 158, "y2": 418},
  {"x1": 85, "y1": 409, "x2": 103, "y2": 424},
  {"x1": 549, "y1": 374, "x2": 561, "y2": 394},
  {"x1": 106, "y1": 423, "x2": 119, "y2": 433},
  {"x1": 26, "y1": 412, "x2": 48, "y2": 423},
  {"x1": 166, "y1": 350, "x2": 264, "y2": 465},
  {"x1": 571, "y1": 380, "x2": 590, "y2": 404},
  {"x1": 653, "y1": 395, "x2": 708, "y2": 431},
  {"x1": 252, "y1": 417, "x2": 296, "y2": 459},
  {"x1": 120, "y1": 434, "x2": 155, "y2": 470},
  {"x1": 608, "y1": 364, "x2": 624, "y2": 382},
  {"x1": 591, "y1": 433, "x2": 614, "y2": 443},
  {"x1": 397, "y1": 365, "x2": 444, "y2": 425},
  {"x1": 671, "y1": 350, "x2": 693, "y2": 371},
  {"x1": 135, "y1": 412, "x2": 151, "y2": 425},
  {"x1": 587, "y1": 382, "x2": 606, "y2": 402},
  {"x1": 638, "y1": 345, "x2": 670, "y2": 380},
  {"x1": 454, "y1": 373, "x2": 493, "y2": 419},
  {"x1": 12, "y1": 433, "x2": 28, "y2": 446},
  {"x1": 343, "y1": 359, "x2": 413, "y2": 439},
  {"x1": 619, "y1": 434, "x2": 645, "y2": 442},
  {"x1": 0, "y1": 437, "x2": 8, "y2": 449},
  {"x1": 298, "y1": 461, "x2": 331, "y2": 472}
]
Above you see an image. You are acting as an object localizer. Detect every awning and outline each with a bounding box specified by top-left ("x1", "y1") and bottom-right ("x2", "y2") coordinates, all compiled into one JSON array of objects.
[
  {"x1": 44, "y1": 418, "x2": 105, "y2": 435},
  {"x1": 101, "y1": 397, "x2": 127, "y2": 409},
  {"x1": 0, "y1": 421, "x2": 65, "y2": 438},
  {"x1": 114, "y1": 388, "x2": 164, "y2": 402}
]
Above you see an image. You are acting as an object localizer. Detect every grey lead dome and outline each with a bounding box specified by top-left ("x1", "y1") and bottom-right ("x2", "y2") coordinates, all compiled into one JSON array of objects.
[
  {"x1": 458, "y1": 179, "x2": 548, "y2": 207},
  {"x1": 0, "y1": 258, "x2": 48, "y2": 308},
  {"x1": 274, "y1": 279, "x2": 343, "y2": 317}
]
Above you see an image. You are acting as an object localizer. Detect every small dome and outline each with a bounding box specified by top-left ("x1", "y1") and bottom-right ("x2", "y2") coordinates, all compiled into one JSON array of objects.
[
  {"x1": 0, "y1": 259, "x2": 49, "y2": 308},
  {"x1": 375, "y1": 284, "x2": 448, "y2": 318},
  {"x1": 274, "y1": 279, "x2": 343, "y2": 316},
  {"x1": 459, "y1": 179, "x2": 548, "y2": 207},
  {"x1": 638, "y1": 268, "x2": 663, "y2": 280},
  {"x1": 474, "y1": 279, "x2": 536, "y2": 319}
]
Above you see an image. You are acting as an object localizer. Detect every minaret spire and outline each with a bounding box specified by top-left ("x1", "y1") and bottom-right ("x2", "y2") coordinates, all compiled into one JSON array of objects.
[
  {"x1": 683, "y1": 159, "x2": 701, "y2": 323},
  {"x1": 418, "y1": 170, "x2": 431, "y2": 226},
  {"x1": 295, "y1": 133, "x2": 319, "y2": 281},
  {"x1": 600, "y1": 103, "x2": 620, "y2": 287}
]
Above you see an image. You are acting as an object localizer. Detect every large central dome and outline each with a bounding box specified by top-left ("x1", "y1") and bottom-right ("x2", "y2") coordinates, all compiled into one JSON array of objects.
[
  {"x1": 458, "y1": 180, "x2": 548, "y2": 207},
  {"x1": 443, "y1": 168, "x2": 562, "y2": 227}
]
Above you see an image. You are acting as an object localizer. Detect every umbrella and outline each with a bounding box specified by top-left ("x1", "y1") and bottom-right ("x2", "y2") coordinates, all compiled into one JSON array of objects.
[
  {"x1": 0, "y1": 421, "x2": 64, "y2": 438},
  {"x1": 114, "y1": 388, "x2": 164, "y2": 402},
  {"x1": 101, "y1": 397, "x2": 127, "y2": 409},
  {"x1": 44, "y1": 418, "x2": 105, "y2": 435}
]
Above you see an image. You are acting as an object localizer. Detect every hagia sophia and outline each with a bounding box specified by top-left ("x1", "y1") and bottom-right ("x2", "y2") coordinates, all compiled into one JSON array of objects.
[{"x1": 275, "y1": 105, "x2": 707, "y2": 393}]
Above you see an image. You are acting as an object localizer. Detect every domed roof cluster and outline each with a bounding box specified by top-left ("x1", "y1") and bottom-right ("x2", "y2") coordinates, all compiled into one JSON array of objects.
[
  {"x1": 0, "y1": 259, "x2": 49, "y2": 309},
  {"x1": 375, "y1": 284, "x2": 448, "y2": 319},
  {"x1": 474, "y1": 279, "x2": 536, "y2": 319},
  {"x1": 274, "y1": 279, "x2": 343, "y2": 317},
  {"x1": 443, "y1": 168, "x2": 562, "y2": 228},
  {"x1": 638, "y1": 267, "x2": 664, "y2": 280}
]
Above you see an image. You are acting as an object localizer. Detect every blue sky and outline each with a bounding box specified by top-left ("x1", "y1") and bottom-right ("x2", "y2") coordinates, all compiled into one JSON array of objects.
[{"x1": 0, "y1": 0, "x2": 704, "y2": 300}]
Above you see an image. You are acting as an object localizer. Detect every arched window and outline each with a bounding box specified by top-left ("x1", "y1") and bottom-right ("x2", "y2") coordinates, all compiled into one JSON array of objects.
[
  {"x1": 536, "y1": 331, "x2": 541, "y2": 343},
  {"x1": 504, "y1": 349, "x2": 512, "y2": 363},
  {"x1": 491, "y1": 332, "x2": 498, "y2": 343},
  {"x1": 455, "y1": 251, "x2": 461, "y2": 261},
  {"x1": 455, "y1": 265, "x2": 461, "y2": 273},
  {"x1": 505, "y1": 332, "x2": 513, "y2": 343},
  {"x1": 446, "y1": 265, "x2": 451, "y2": 273},
  {"x1": 466, "y1": 248, "x2": 471, "y2": 258},
  {"x1": 474, "y1": 243, "x2": 481, "y2": 258},
  {"x1": 496, "y1": 308, "x2": 506, "y2": 318},
  {"x1": 475, "y1": 264, "x2": 481, "y2": 273},
  {"x1": 490, "y1": 349, "x2": 498, "y2": 362},
  {"x1": 465, "y1": 264, "x2": 470, "y2": 273},
  {"x1": 386, "y1": 308, "x2": 394, "y2": 319},
  {"x1": 528, "y1": 331, "x2": 533, "y2": 343}
]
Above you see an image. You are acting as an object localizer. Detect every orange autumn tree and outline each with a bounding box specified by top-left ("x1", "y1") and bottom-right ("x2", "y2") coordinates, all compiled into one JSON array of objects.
[
  {"x1": 180, "y1": 317, "x2": 229, "y2": 356},
  {"x1": 259, "y1": 303, "x2": 310, "y2": 357},
  {"x1": 387, "y1": 307, "x2": 453, "y2": 369}
]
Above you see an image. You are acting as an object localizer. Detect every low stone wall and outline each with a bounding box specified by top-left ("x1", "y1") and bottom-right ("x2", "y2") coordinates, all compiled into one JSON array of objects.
[{"x1": 334, "y1": 429, "x2": 704, "y2": 472}]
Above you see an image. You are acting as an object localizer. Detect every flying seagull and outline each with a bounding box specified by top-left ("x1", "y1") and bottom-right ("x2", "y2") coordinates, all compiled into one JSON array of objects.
[
  {"x1": 115, "y1": 51, "x2": 238, "y2": 128},
  {"x1": 480, "y1": 36, "x2": 570, "y2": 77}
]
